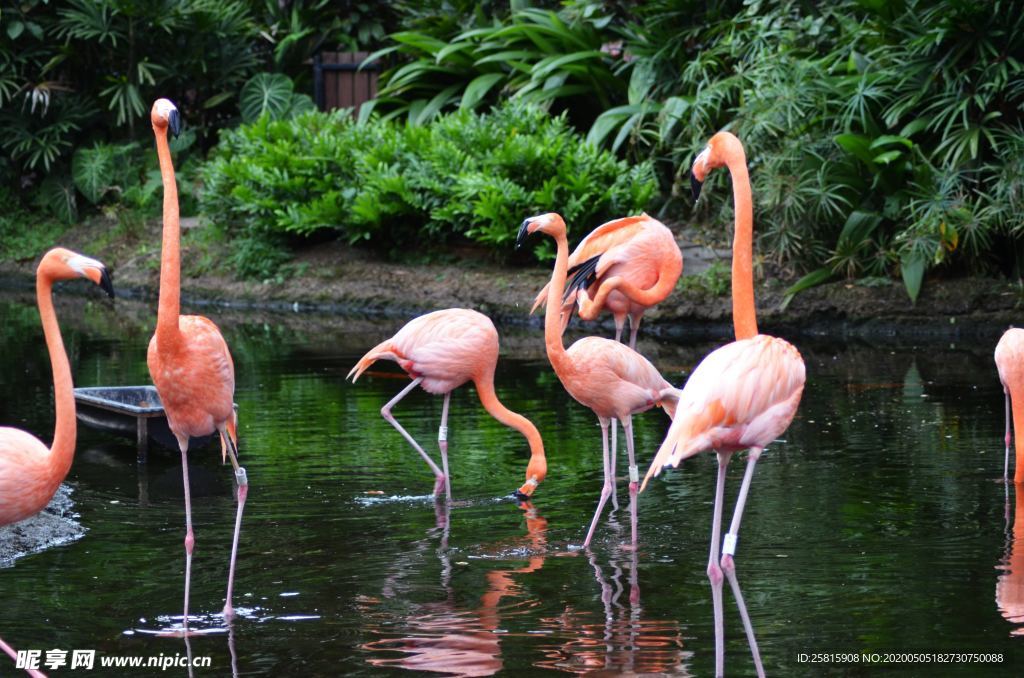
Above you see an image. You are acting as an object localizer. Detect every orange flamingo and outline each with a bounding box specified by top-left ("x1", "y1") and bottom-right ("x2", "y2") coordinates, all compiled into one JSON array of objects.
[
  {"x1": 995, "y1": 329, "x2": 1024, "y2": 483},
  {"x1": 530, "y1": 213, "x2": 682, "y2": 350},
  {"x1": 147, "y1": 99, "x2": 245, "y2": 629},
  {"x1": 517, "y1": 213, "x2": 676, "y2": 548},
  {"x1": 0, "y1": 247, "x2": 112, "y2": 677},
  {"x1": 641, "y1": 131, "x2": 805, "y2": 677},
  {"x1": 348, "y1": 308, "x2": 547, "y2": 501}
]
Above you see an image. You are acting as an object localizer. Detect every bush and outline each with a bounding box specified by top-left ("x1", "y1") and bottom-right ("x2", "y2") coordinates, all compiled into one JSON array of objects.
[{"x1": 200, "y1": 101, "x2": 657, "y2": 277}]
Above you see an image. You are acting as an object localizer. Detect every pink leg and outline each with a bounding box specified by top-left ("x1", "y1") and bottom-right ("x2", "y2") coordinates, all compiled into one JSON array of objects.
[
  {"x1": 0, "y1": 637, "x2": 47, "y2": 678},
  {"x1": 610, "y1": 418, "x2": 619, "y2": 510},
  {"x1": 628, "y1": 311, "x2": 642, "y2": 351},
  {"x1": 622, "y1": 415, "x2": 639, "y2": 548},
  {"x1": 222, "y1": 431, "x2": 247, "y2": 619},
  {"x1": 720, "y1": 449, "x2": 764, "y2": 678},
  {"x1": 583, "y1": 417, "x2": 613, "y2": 548},
  {"x1": 437, "y1": 392, "x2": 452, "y2": 503},
  {"x1": 179, "y1": 438, "x2": 195, "y2": 633},
  {"x1": 380, "y1": 377, "x2": 445, "y2": 493},
  {"x1": 1006, "y1": 391, "x2": 1012, "y2": 483},
  {"x1": 708, "y1": 450, "x2": 732, "y2": 678},
  {"x1": 613, "y1": 316, "x2": 625, "y2": 344}
]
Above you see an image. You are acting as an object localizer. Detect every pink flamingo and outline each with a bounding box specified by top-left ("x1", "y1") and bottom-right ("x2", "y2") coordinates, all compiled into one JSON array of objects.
[
  {"x1": 0, "y1": 247, "x2": 113, "y2": 677},
  {"x1": 347, "y1": 308, "x2": 547, "y2": 500},
  {"x1": 995, "y1": 328, "x2": 1024, "y2": 483},
  {"x1": 517, "y1": 213, "x2": 676, "y2": 548},
  {"x1": 641, "y1": 131, "x2": 806, "y2": 677},
  {"x1": 147, "y1": 99, "x2": 245, "y2": 630},
  {"x1": 530, "y1": 213, "x2": 682, "y2": 350}
]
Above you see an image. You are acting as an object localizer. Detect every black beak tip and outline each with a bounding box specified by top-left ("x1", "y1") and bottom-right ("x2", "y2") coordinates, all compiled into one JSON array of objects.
[
  {"x1": 168, "y1": 109, "x2": 181, "y2": 138},
  {"x1": 100, "y1": 268, "x2": 115, "y2": 299},
  {"x1": 515, "y1": 219, "x2": 532, "y2": 250},
  {"x1": 690, "y1": 173, "x2": 703, "y2": 203},
  {"x1": 513, "y1": 489, "x2": 530, "y2": 502}
]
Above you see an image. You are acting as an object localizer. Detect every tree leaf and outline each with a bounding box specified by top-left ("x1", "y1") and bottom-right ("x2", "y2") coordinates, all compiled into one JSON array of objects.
[
  {"x1": 780, "y1": 267, "x2": 834, "y2": 310},
  {"x1": 460, "y1": 73, "x2": 504, "y2": 110},
  {"x1": 900, "y1": 252, "x2": 926, "y2": 304},
  {"x1": 240, "y1": 73, "x2": 296, "y2": 123}
]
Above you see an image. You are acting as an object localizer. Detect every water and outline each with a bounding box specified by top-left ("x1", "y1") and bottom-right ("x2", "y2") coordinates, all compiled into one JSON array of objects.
[{"x1": 1, "y1": 289, "x2": 1023, "y2": 676}]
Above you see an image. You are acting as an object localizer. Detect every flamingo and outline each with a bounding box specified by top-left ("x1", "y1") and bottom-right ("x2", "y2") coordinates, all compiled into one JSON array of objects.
[
  {"x1": 529, "y1": 213, "x2": 682, "y2": 350},
  {"x1": 0, "y1": 247, "x2": 113, "y2": 677},
  {"x1": 995, "y1": 328, "x2": 1024, "y2": 483},
  {"x1": 147, "y1": 98, "x2": 245, "y2": 630},
  {"x1": 640, "y1": 131, "x2": 806, "y2": 677},
  {"x1": 517, "y1": 213, "x2": 677, "y2": 548},
  {"x1": 347, "y1": 308, "x2": 547, "y2": 501}
]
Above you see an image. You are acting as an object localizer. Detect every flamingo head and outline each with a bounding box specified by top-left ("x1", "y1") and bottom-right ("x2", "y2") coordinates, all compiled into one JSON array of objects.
[
  {"x1": 690, "y1": 130, "x2": 744, "y2": 203},
  {"x1": 515, "y1": 454, "x2": 547, "y2": 500},
  {"x1": 151, "y1": 98, "x2": 181, "y2": 137},
  {"x1": 515, "y1": 212, "x2": 566, "y2": 249},
  {"x1": 38, "y1": 248, "x2": 114, "y2": 298}
]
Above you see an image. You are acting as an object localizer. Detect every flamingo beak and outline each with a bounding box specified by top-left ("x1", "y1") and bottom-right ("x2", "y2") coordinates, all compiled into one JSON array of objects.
[
  {"x1": 690, "y1": 167, "x2": 703, "y2": 203},
  {"x1": 515, "y1": 218, "x2": 532, "y2": 250},
  {"x1": 168, "y1": 108, "x2": 181, "y2": 138},
  {"x1": 99, "y1": 268, "x2": 115, "y2": 298}
]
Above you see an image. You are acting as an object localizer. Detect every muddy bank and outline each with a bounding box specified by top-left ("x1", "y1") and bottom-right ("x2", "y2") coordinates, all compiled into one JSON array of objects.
[
  {"x1": 2, "y1": 227, "x2": 1022, "y2": 343},
  {"x1": 0, "y1": 485, "x2": 85, "y2": 567}
]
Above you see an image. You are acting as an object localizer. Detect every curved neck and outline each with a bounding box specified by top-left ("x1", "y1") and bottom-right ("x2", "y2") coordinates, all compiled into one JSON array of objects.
[
  {"x1": 725, "y1": 149, "x2": 758, "y2": 340},
  {"x1": 474, "y1": 374, "x2": 545, "y2": 469},
  {"x1": 543, "y1": 232, "x2": 572, "y2": 371},
  {"x1": 154, "y1": 123, "x2": 181, "y2": 347},
  {"x1": 36, "y1": 275, "x2": 76, "y2": 481}
]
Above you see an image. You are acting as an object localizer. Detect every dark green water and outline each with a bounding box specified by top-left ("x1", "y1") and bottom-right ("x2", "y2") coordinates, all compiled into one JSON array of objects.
[{"x1": 1, "y1": 290, "x2": 1023, "y2": 677}]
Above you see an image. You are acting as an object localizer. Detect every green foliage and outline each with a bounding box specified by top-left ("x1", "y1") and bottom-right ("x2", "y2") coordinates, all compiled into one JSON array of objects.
[
  {"x1": 579, "y1": 0, "x2": 1024, "y2": 301},
  {"x1": 677, "y1": 261, "x2": 731, "y2": 298},
  {"x1": 200, "y1": 101, "x2": 656, "y2": 277},
  {"x1": 239, "y1": 73, "x2": 315, "y2": 123},
  {"x1": 363, "y1": 5, "x2": 623, "y2": 126}
]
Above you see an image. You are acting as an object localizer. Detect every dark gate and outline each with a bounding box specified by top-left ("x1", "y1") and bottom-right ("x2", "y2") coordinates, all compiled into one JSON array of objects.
[{"x1": 313, "y1": 51, "x2": 380, "y2": 112}]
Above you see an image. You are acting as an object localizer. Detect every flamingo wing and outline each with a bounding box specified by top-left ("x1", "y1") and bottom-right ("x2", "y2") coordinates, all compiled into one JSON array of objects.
[
  {"x1": 349, "y1": 309, "x2": 498, "y2": 395},
  {"x1": 530, "y1": 215, "x2": 652, "y2": 314},
  {"x1": 642, "y1": 335, "x2": 805, "y2": 490},
  {"x1": 148, "y1": 314, "x2": 235, "y2": 440},
  {"x1": 996, "y1": 328, "x2": 1024, "y2": 389},
  {"x1": 0, "y1": 428, "x2": 54, "y2": 525}
]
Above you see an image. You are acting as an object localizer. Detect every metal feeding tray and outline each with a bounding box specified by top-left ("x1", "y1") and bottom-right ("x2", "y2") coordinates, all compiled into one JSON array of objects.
[{"x1": 73, "y1": 386, "x2": 228, "y2": 462}]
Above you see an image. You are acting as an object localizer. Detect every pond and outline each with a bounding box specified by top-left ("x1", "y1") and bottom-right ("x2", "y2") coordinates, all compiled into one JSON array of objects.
[{"x1": 1, "y1": 288, "x2": 1023, "y2": 676}]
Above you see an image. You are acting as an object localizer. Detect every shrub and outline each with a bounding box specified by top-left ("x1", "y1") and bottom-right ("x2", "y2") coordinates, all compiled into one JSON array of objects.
[{"x1": 200, "y1": 101, "x2": 656, "y2": 277}]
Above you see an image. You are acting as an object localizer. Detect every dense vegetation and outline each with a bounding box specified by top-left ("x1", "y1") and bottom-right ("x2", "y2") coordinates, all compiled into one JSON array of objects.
[
  {"x1": 3, "y1": 0, "x2": 1022, "y2": 299},
  {"x1": 201, "y1": 102, "x2": 655, "y2": 277}
]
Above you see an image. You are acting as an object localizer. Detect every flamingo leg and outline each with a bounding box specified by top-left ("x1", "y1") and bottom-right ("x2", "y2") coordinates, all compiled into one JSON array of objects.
[
  {"x1": 222, "y1": 433, "x2": 247, "y2": 619},
  {"x1": 583, "y1": 417, "x2": 613, "y2": 547},
  {"x1": 173, "y1": 435, "x2": 197, "y2": 633},
  {"x1": 720, "y1": 449, "x2": 763, "y2": 678},
  {"x1": 380, "y1": 377, "x2": 446, "y2": 490},
  {"x1": 0, "y1": 637, "x2": 46, "y2": 678},
  {"x1": 622, "y1": 415, "x2": 639, "y2": 548},
  {"x1": 1006, "y1": 390, "x2": 1012, "y2": 483},
  {"x1": 628, "y1": 311, "x2": 642, "y2": 351},
  {"x1": 708, "y1": 450, "x2": 732, "y2": 678},
  {"x1": 613, "y1": 316, "x2": 625, "y2": 344},
  {"x1": 610, "y1": 418, "x2": 619, "y2": 510},
  {"x1": 437, "y1": 392, "x2": 452, "y2": 503}
]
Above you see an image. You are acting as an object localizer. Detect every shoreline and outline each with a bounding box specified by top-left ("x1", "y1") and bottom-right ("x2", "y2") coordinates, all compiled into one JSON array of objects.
[{"x1": 2, "y1": 253, "x2": 1020, "y2": 345}]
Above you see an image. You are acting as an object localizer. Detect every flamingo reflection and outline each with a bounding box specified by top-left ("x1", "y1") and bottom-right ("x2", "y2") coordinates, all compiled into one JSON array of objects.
[
  {"x1": 361, "y1": 501, "x2": 547, "y2": 676},
  {"x1": 997, "y1": 488, "x2": 1024, "y2": 636},
  {"x1": 535, "y1": 548, "x2": 690, "y2": 674}
]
